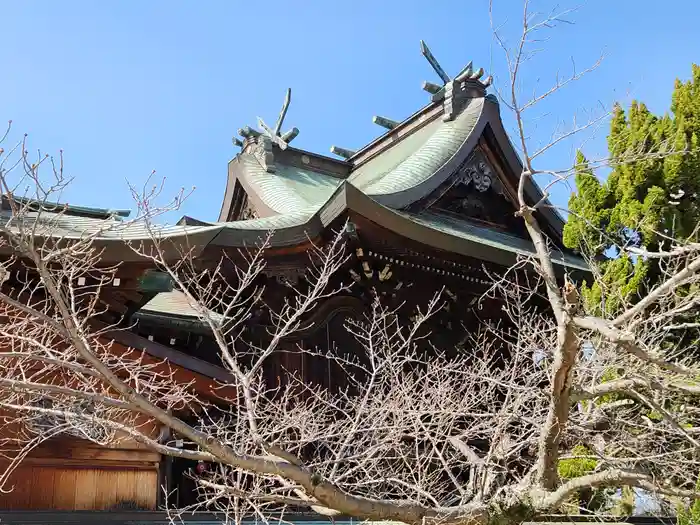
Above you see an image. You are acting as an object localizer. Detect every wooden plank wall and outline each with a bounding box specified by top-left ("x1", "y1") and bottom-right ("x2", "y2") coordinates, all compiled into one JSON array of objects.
[
  {"x1": 0, "y1": 411, "x2": 161, "y2": 510},
  {"x1": 0, "y1": 466, "x2": 157, "y2": 510}
]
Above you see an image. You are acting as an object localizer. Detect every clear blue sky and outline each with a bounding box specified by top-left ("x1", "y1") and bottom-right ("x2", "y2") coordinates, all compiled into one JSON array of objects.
[{"x1": 2, "y1": 0, "x2": 698, "y2": 223}]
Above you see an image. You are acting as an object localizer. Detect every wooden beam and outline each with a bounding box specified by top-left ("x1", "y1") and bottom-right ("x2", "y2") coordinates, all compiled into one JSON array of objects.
[
  {"x1": 5, "y1": 457, "x2": 159, "y2": 471},
  {"x1": 330, "y1": 146, "x2": 356, "y2": 159},
  {"x1": 281, "y1": 127, "x2": 299, "y2": 143},
  {"x1": 372, "y1": 116, "x2": 399, "y2": 130},
  {"x1": 421, "y1": 80, "x2": 443, "y2": 95}
]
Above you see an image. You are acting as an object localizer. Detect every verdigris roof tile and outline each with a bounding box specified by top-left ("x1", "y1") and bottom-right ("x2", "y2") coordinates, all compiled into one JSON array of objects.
[
  {"x1": 136, "y1": 290, "x2": 226, "y2": 331},
  {"x1": 350, "y1": 97, "x2": 485, "y2": 198},
  {"x1": 208, "y1": 208, "x2": 320, "y2": 247},
  {"x1": 348, "y1": 116, "x2": 444, "y2": 191},
  {"x1": 239, "y1": 154, "x2": 342, "y2": 214},
  {"x1": 140, "y1": 290, "x2": 200, "y2": 318},
  {"x1": 0, "y1": 209, "x2": 222, "y2": 241},
  {"x1": 217, "y1": 209, "x2": 315, "y2": 230},
  {"x1": 403, "y1": 211, "x2": 588, "y2": 270}
]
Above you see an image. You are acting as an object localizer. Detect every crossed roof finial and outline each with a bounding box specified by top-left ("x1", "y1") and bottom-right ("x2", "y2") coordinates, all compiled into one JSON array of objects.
[
  {"x1": 419, "y1": 40, "x2": 493, "y2": 122},
  {"x1": 419, "y1": 40, "x2": 492, "y2": 99},
  {"x1": 420, "y1": 40, "x2": 451, "y2": 85},
  {"x1": 257, "y1": 88, "x2": 299, "y2": 150},
  {"x1": 233, "y1": 88, "x2": 299, "y2": 151}
]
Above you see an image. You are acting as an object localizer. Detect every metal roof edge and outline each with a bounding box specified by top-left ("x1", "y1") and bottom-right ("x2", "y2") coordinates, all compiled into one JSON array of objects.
[
  {"x1": 2, "y1": 195, "x2": 131, "y2": 220},
  {"x1": 319, "y1": 182, "x2": 350, "y2": 227}
]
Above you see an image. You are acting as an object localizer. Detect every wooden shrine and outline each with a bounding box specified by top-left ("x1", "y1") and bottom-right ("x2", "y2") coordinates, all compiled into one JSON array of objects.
[{"x1": 0, "y1": 42, "x2": 586, "y2": 513}]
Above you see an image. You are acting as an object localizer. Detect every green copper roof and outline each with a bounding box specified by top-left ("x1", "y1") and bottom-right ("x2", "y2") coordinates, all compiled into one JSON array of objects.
[
  {"x1": 2, "y1": 196, "x2": 131, "y2": 219},
  {"x1": 348, "y1": 114, "x2": 446, "y2": 191},
  {"x1": 138, "y1": 290, "x2": 217, "y2": 320},
  {"x1": 134, "y1": 181, "x2": 588, "y2": 323},
  {"x1": 209, "y1": 208, "x2": 319, "y2": 247},
  {"x1": 350, "y1": 97, "x2": 485, "y2": 198},
  {"x1": 217, "y1": 209, "x2": 314, "y2": 230},
  {"x1": 402, "y1": 211, "x2": 588, "y2": 271},
  {"x1": 239, "y1": 154, "x2": 342, "y2": 214},
  {"x1": 0, "y1": 209, "x2": 221, "y2": 241},
  {"x1": 236, "y1": 98, "x2": 488, "y2": 215}
]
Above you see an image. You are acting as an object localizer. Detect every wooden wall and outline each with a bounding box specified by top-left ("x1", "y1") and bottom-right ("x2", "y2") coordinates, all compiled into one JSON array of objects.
[
  {"x1": 0, "y1": 466, "x2": 157, "y2": 510},
  {"x1": 0, "y1": 412, "x2": 161, "y2": 511},
  {"x1": 0, "y1": 332, "x2": 239, "y2": 511}
]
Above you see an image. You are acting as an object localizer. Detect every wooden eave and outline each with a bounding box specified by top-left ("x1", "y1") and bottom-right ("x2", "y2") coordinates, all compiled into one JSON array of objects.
[
  {"x1": 104, "y1": 330, "x2": 236, "y2": 395},
  {"x1": 336, "y1": 184, "x2": 587, "y2": 274},
  {"x1": 161, "y1": 180, "x2": 589, "y2": 280}
]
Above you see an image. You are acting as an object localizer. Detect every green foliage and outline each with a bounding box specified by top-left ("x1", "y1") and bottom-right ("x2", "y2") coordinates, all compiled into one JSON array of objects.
[
  {"x1": 580, "y1": 255, "x2": 649, "y2": 316},
  {"x1": 597, "y1": 367, "x2": 623, "y2": 404},
  {"x1": 677, "y1": 476, "x2": 700, "y2": 525},
  {"x1": 557, "y1": 445, "x2": 614, "y2": 513},
  {"x1": 646, "y1": 409, "x2": 664, "y2": 422},
  {"x1": 565, "y1": 65, "x2": 700, "y2": 314},
  {"x1": 558, "y1": 444, "x2": 597, "y2": 479},
  {"x1": 613, "y1": 486, "x2": 636, "y2": 516}
]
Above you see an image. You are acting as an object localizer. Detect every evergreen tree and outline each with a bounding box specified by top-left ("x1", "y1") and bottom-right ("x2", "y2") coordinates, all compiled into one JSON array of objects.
[{"x1": 564, "y1": 64, "x2": 700, "y2": 315}]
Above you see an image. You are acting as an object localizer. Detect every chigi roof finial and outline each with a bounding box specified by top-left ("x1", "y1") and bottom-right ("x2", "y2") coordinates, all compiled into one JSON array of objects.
[
  {"x1": 233, "y1": 88, "x2": 300, "y2": 173},
  {"x1": 419, "y1": 40, "x2": 493, "y2": 122},
  {"x1": 420, "y1": 40, "x2": 451, "y2": 85},
  {"x1": 257, "y1": 88, "x2": 300, "y2": 149}
]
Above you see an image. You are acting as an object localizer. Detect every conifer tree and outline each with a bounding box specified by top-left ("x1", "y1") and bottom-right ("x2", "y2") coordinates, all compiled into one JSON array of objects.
[{"x1": 564, "y1": 64, "x2": 700, "y2": 314}]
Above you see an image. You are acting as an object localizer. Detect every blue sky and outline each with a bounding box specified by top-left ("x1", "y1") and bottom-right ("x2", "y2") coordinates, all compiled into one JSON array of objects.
[{"x1": 2, "y1": 0, "x2": 699, "y2": 223}]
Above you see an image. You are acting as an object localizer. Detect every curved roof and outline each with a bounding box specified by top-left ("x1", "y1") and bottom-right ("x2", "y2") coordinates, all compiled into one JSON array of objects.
[
  {"x1": 237, "y1": 154, "x2": 342, "y2": 215},
  {"x1": 229, "y1": 94, "x2": 564, "y2": 239},
  {"x1": 350, "y1": 97, "x2": 486, "y2": 207},
  {"x1": 7, "y1": 89, "x2": 581, "y2": 272},
  {"x1": 0, "y1": 208, "x2": 221, "y2": 242},
  {"x1": 399, "y1": 210, "x2": 587, "y2": 271},
  {"x1": 41, "y1": 178, "x2": 580, "y2": 267},
  {"x1": 229, "y1": 98, "x2": 490, "y2": 215},
  {"x1": 215, "y1": 182, "x2": 586, "y2": 271}
]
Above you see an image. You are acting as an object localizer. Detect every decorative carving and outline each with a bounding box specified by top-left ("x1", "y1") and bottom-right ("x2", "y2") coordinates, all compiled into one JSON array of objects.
[
  {"x1": 457, "y1": 158, "x2": 496, "y2": 192},
  {"x1": 251, "y1": 135, "x2": 276, "y2": 173},
  {"x1": 231, "y1": 188, "x2": 259, "y2": 221},
  {"x1": 240, "y1": 201, "x2": 258, "y2": 221},
  {"x1": 420, "y1": 153, "x2": 527, "y2": 237},
  {"x1": 267, "y1": 266, "x2": 306, "y2": 286}
]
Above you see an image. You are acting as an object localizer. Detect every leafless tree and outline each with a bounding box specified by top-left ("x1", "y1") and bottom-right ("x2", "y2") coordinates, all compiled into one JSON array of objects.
[{"x1": 0, "y1": 2, "x2": 697, "y2": 524}]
